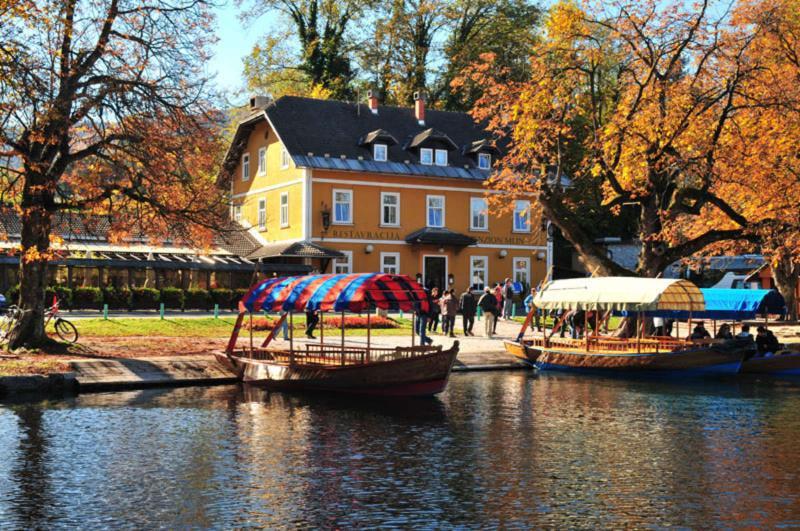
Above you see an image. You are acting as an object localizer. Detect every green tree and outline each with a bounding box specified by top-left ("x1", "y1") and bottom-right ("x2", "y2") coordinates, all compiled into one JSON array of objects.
[{"x1": 241, "y1": 0, "x2": 374, "y2": 99}]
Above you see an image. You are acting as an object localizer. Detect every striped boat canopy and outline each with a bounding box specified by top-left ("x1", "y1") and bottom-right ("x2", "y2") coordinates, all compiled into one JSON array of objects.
[
  {"x1": 533, "y1": 277, "x2": 705, "y2": 312},
  {"x1": 241, "y1": 273, "x2": 431, "y2": 313}
]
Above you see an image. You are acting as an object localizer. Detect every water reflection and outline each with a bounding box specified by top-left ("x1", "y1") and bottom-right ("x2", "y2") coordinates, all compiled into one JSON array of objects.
[{"x1": 0, "y1": 373, "x2": 799, "y2": 528}]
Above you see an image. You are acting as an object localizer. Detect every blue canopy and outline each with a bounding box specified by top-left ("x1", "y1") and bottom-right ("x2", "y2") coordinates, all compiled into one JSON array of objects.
[{"x1": 625, "y1": 289, "x2": 785, "y2": 320}]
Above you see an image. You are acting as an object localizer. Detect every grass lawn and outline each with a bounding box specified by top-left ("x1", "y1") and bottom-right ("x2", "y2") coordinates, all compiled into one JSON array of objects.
[{"x1": 72, "y1": 316, "x2": 414, "y2": 338}]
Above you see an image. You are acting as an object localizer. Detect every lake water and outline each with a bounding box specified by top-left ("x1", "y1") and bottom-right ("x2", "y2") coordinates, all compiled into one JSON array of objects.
[{"x1": 1, "y1": 372, "x2": 800, "y2": 529}]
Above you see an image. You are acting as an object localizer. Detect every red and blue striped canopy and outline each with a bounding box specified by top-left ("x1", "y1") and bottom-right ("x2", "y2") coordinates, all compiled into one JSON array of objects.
[{"x1": 241, "y1": 273, "x2": 431, "y2": 313}]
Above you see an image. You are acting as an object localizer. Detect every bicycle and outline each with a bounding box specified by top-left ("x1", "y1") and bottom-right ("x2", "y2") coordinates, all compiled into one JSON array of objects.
[{"x1": 0, "y1": 298, "x2": 78, "y2": 344}]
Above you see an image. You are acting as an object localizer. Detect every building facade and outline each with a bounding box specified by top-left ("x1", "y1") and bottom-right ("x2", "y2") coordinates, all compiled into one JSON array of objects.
[{"x1": 219, "y1": 93, "x2": 548, "y2": 292}]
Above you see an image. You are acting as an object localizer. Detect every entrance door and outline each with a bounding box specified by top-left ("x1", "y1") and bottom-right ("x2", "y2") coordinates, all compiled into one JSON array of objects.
[{"x1": 423, "y1": 256, "x2": 447, "y2": 291}]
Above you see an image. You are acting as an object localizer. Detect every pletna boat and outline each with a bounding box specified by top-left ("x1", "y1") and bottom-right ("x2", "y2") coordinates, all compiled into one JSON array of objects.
[
  {"x1": 215, "y1": 272, "x2": 459, "y2": 396},
  {"x1": 505, "y1": 277, "x2": 746, "y2": 376},
  {"x1": 626, "y1": 287, "x2": 796, "y2": 375}
]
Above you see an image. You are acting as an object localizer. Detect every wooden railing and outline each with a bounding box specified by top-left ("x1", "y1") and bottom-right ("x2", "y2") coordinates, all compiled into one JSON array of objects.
[
  {"x1": 528, "y1": 335, "x2": 711, "y2": 354},
  {"x1": 233, "y1": 344, "x2": 443, "y2": 366}
]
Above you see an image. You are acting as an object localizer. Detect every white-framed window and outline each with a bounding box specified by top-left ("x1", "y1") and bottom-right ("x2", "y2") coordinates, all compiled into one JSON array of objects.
[
  {"x1": 426, "y1": 195, "x2": 445, "y2": 227},
  {"x1": 373, "y1": 143, "x2": 388, "y2": 162},
  {"x1": 242, "y1": 153, "x2": 250, "y2": 181},
  {"x1": 478, "y1": 153, "x2": 491, "y2": 170},
  {"x1": 470, "y1": 197, "x2": 488, "y2": 231},
  {"x1": 257, "y1": 147, "x2": 266, "y2": 175},
  {"x1": 232, "y1": 204, "x2": 242, "y2": 222},
  {"x1": 333, "y1": 189, "x2": 353, "y2": 224},
  {"x1": 470, "y1": 256, "x2": 488, "y2": 290},
  {"x1": 280, "y1": 192, "x2": 289, "y2": 228},
  {"x1": 380, "y1": 192, "x2": 400, "y2": 227},
  {"x1": 514, "y1": 200, "x2": 531, "y2": 232},
  {"x1": 380, "y1": 252, "x2": 400, "y2": 275},
  {"x1": 281, "y1": 148, "x2": 290, "y2": 169},
  {"x1": 333, "y1": 250, "x2": 352, "y2": 274},
  {"x1": 257, "y1": 198, "x2": 266, "y2": 230},
  {"x1": 420, "y1": 148, "x2": 433, "y2": 165},
  {"x1": 435, "y1": 149, "x2": 448, "y2": 166},
  {"x1": 513, "y1": 257, "x2": 530, "y2": 286}
]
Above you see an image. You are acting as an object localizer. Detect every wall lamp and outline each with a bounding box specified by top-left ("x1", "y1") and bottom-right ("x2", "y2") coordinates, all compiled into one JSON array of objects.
[
  {"x1": 499, "y1": 249, "x2": 508, "y2": 258},
  {"x1": 365, "y1": 244, "x2": 374, "y2": 254}
]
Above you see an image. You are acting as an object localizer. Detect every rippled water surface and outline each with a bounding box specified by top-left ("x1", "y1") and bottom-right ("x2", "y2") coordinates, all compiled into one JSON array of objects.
[{"x1": 2, "y1": 372, "x2": 800, "y2": 528}]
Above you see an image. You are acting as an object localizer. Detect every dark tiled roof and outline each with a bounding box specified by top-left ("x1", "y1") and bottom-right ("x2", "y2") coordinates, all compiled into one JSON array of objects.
[
  {"x1": 218, "y1": 96, "x2": 498, "y2": 184},
  {"x1": 248, "y1": 240, "x2": 344, "y2": 260},
  {"x1": 358, "y1": 129, "x2": 398, "y2": 146},
  {"x1": 405, "y1": 227, "x2": 477, "y2": 247},
  {"x1": 405, "y1": 128, "x2": 458, "y2": 150}
]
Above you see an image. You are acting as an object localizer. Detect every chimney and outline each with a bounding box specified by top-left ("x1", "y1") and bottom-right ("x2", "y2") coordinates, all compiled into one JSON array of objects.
[
  {"x1": 249, "y1": 95, "x2": 269, "y2": 110},
  {"x1": 414, "y1": 91, "x2": 426, "y2": 125},
  {"x1": 367, "y1": 89, "x2": 379, "y2": 114}
]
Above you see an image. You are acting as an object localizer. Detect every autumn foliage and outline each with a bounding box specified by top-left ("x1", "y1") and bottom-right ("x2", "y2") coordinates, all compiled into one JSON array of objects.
[{"x1": 460, "y1": 0, "x2": 800, "y2": 281}]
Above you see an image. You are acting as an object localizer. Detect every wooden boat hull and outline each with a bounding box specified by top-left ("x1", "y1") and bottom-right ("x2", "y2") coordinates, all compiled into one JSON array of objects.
[
  {"x1": 532, "y1": 343, "x2": 745, "y2": 377},
  {"x1": 214, "y1": 343, "x2": 460, "y2": 396},
  {"x1": 740, "y1": 351, "x2": 800, "y2": 375},
  {"x1": 503, "y1": 340, "x2": 541, "y2": 365}
]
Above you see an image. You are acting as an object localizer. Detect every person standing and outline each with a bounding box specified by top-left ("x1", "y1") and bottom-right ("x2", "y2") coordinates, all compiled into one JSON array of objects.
[
  {"x1": 523, "y1": 287, "x2": 541, "y2": 331},
  {"x1": 441, "y1": 290, "x2": 458, "y2": 338},
  {"x1": 415, "y1": 299, "x2": 433, "y2": 345},
  {"x1": 502, "y1": 278, "x2": 515, "y2": 319},
  {"x1": 459, "y1": 287, "x2": 477, "y2": 336},
  {"x1": 427, "y1": 287, "x2": 441, "y2": 333},
  {"x1": 478, "y1": 287, "x2": 497, "y2": 338},
  {"x1": 305, "y1": 309, "x2": 319, "y2": 339}
]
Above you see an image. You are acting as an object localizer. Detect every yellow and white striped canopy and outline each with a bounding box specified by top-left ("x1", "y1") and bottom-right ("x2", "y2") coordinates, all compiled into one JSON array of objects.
[{"x1": 533, "y1": 277, "x2": 705, "y2": 312}]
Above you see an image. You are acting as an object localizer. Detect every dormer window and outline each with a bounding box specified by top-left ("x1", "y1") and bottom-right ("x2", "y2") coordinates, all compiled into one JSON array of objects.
[
  {"x1": 435, "y1": 149, "x2": 448, "y2": 166},
  {"x1": 420, "y1": 148, "x2": 433, "y2": 165},
  {"x1": 374, "y1": 143, "x2": 388, "y2": 162},
  {"x1": 478, "y1": 153, "x2": 491, "y2": 170}
]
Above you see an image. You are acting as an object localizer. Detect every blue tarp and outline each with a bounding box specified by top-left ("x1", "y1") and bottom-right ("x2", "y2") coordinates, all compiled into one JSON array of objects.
[{"x1": 622, "y1": 289, "x2": 785, "y2": 320}]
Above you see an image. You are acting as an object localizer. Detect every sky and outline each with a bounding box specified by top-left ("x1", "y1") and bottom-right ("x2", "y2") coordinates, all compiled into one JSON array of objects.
[{"x1": 209, "y1": 1, "x2": 269, "y2": 103}]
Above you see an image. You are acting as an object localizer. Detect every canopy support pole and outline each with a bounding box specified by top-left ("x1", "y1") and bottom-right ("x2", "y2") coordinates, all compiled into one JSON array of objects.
[
  {"x1": 341, "y1": 310, "x2": 346, "y2": 365},
  {"x1": 547, "y1": 311, "x2": 569, "y2": 348},
  {"x1": 261, "y1": 312, "x2": 287, "y2": 348},
  {"x1": 249, "y1": 312, "x2": 254, "y2": 356},
  {"x1": 366, "y1": 311, "x2": 371, "y2": 362},
  {"x1": 289, "y1": 312, "x2": 294, "y2": 356},
  {"x1": 584, "y1": 312, "x2": 589, "y2": 351},
  {"x1": 515, "y1": 307, "x2": 536, "y2": 342},
  {"x1": 636, "y1": 312, "x2": 642, "y2": 353},
  {"x1": 225, "y1": 312, "x2": 245, "y2": 356},
  {"x1": 411, "y1": 311, "x2": 416, "y2": 346},
  {"x1": 320, "y1": 311, "x2": 324, "y2": 347}
]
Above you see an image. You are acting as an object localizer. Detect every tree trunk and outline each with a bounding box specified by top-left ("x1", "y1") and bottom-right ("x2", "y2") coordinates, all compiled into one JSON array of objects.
[
  {"x1": 7, "y1": 206, "x2": 53, "y2": 349},
  {"x1": 772, "y1": 254, "x2": 799, "y2": 321}
]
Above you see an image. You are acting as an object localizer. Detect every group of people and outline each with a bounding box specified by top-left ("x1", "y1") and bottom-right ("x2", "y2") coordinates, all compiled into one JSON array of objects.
[
  {"x1": 414, "y1": 279, "x2": 521, "y2": 344},
  {"x1": 687, "y1": 321, "x2": 782, "y2": 357}
]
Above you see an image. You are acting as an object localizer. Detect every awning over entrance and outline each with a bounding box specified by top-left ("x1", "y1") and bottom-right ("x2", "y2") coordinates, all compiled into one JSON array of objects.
[
  {"x1": 404, "y1": 227, "x2": 477, "y2": 247},
  {"x1": 248, "y1": 240, "x2": 344, "y2": 260}
]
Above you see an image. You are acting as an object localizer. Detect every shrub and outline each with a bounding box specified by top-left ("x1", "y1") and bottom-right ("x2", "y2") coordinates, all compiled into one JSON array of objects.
[
  {"x1": 73, "y1": 287, "x2": 103, "y2": 310},
  {"x1": 160, "y1": 287, "x2": 185, "y2": 310},
  {"x1": 184, "y1": 289, "x2": 211, "y2": 310},
  {"x1": 102, "y1": 287, "x2": 131, "y2": 310},
  {"x1": 244, "y1": 316, "x2": 278, "y2": 331},
  {"x1": 233, "y1": 288, "x2": 249, "y2": 308},
  {"x1": 131, "y1": 288, "x2": 160, "y2": 310},
  {"x1": 323, "y1": 315, "x2": 399, "y2": 329},
  {"x1": 209, "y1": 288, "x2": 233, "y2": 309},
  {"x1": 51, "y1": 286, "x2": 73, "y2": 309},
  {"x1": 4, "y1": 285, "x2": 19, "y2": 305}
]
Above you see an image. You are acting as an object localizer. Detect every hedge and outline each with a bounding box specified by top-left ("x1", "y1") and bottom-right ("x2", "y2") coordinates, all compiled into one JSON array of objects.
[
  {"x1": 210, "y1": 288, "x2": 233, "y2": 308},
  {"x1": 131, "y1": 288, "x2": 160, "y2": 310},
  {"x1": 184, "y1": 289, "x2": 211, "y2": 310},
  {"x1": 73, "y1": 287, "x2": 103, "y2": 310},
  {"x1": 103, "y1": 287, "x2": 131, "y2": 310},
  {"x1": 160, "y1": 287, "x2": 185, "y2": 310}
]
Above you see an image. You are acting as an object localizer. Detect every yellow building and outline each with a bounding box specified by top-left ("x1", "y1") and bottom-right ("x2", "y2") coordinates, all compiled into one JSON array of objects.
[{"x1": 218, "y1": 93, "x2": 548, "y2": 291}]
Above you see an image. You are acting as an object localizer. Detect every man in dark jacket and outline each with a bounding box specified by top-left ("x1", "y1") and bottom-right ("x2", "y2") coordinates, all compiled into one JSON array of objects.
[
  {"x1": 459, "y1": 287, "x2": 477, "y2": 336},
  {"x1": 478, "y1": 287, "x2": 498, "y2": 338}
]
